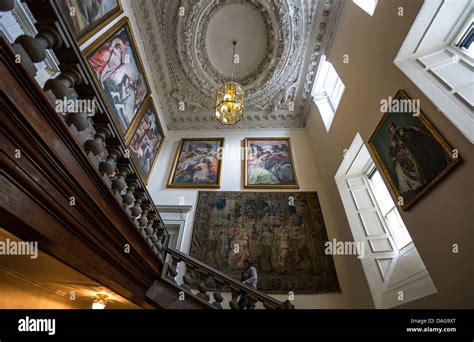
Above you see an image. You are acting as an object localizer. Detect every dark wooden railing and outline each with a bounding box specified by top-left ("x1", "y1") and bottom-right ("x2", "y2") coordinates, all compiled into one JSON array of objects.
[
  {"x1": 162, "y1": 247, "x2": 294, "y2": 310},
  {"x1": 0, "y1": 0, "x2": 170, "y2": 259}
]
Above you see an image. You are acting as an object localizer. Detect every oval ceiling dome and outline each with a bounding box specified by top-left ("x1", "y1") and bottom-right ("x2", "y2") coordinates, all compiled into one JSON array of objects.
[{"x1": 205, "y1": 3, "x2": 268, "y2": 80}]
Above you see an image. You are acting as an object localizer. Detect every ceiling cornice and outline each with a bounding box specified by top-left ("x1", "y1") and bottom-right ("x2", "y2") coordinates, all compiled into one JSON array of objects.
[{"x1": 129, "y1": 0, "x2": 346, "y2": 130}]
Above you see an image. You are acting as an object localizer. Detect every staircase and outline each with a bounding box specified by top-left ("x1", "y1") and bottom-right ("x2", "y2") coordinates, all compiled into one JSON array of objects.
[
  {"x1": 149, "y1": 247, "x2": 294, "y2": 309},
  {"x1": 0, "y1": 0, "x2": 293, "y2": 310}
]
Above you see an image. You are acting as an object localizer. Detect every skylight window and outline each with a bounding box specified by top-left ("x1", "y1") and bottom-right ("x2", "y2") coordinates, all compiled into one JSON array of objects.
[
  {"x1": 353, "y1": 0, "x2": 378, "y2": 16},
  {"x1": 311, "y1": 56, "x2": 345, "y2": 132}
]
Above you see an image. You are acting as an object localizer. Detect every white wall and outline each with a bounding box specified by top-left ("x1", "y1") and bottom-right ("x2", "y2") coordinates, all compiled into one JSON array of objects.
[
  {"x1": 304, "y1": 0, "x2": 474, "y2": 309},
  {"x1": 147, "y1": 128, "x2": 358, "y2": 308}
]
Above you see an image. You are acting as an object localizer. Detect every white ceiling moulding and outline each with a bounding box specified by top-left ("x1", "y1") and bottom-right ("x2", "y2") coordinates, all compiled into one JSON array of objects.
[
  {"x1": 394, "y1": 0, "x2": 474, "y2": 144},
  {"x1": 128, "y1": 0, "x2": 347, "y2": 130}
]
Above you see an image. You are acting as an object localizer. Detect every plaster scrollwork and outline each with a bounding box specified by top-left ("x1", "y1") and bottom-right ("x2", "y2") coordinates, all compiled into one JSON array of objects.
[{"x1": 128, "y1": 0, "x2": 345, "y2": 130}]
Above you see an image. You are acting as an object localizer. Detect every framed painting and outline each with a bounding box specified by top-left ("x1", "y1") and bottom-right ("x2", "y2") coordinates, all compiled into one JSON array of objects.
[
  {"x1": 56, "y1": 0, "x2": 123, "y2": 45},
  {"x1": 128, "y1": 97, "x2": 165, "y2": 184},
  {"x1": 368, "y1": 89, "x2": 461, "y2": 210},
  {"x1": 167, "y1": 138, "x2": 224, "y2": 188},
  {"x1": 83, "y1": 17, "x2": 150, "y2": 141},
  {"x1": 243, "y1": 138, "x2": 299, "y2": 189}
]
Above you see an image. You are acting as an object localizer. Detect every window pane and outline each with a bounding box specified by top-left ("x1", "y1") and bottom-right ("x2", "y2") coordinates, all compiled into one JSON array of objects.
[
  {"x1": 311, "y1": 56, "x2": 345, "y2": 132},
  {"x1": 369, "y1": 169, "x2": 413, "y2": 250},
  {"x1": 369, "y1": 171, "x2": 394, "y2": 215},
  {"x1": 386, "y1": 208, "x2": 412, "y2": 250}
]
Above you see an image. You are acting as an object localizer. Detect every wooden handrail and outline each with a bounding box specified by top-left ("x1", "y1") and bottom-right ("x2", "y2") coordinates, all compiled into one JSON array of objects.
[{"x1": 163, "y1": 247, "x2": 293, "y2": 309}]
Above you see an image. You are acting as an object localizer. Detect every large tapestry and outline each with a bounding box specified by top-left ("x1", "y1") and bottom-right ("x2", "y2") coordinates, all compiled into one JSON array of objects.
[{"x1": 190, "y1": 191, "x2": 340, "y2": 294}]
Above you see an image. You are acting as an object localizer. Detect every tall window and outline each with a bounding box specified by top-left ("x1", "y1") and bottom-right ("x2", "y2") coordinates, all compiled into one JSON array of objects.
[
  {"x1": 311, "y1": 56, "x2": 345, "y2": 132},
  {"x1": 394, "y1": 0, "x2": 473, "y2": 143},
  {"x1": 353, "y1": 0, "x2": 378, "y2": 16},
  {"x1": 367, "y1": 166, "x2": 412, "y2": 250}
]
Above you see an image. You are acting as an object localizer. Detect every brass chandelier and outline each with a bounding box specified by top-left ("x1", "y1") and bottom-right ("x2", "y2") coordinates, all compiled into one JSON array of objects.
[{"x1": 214, "y1": 40, "x2": 244, "y2": 125}]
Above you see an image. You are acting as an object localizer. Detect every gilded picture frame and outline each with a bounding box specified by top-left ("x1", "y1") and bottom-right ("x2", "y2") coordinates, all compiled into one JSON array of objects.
[
  {"x1": 127, "y1": 97, "x2": 165, "y2": 185},
  {"x1": 368, "y1": 89, "x2": 461, "y2": 211},
  {"x1": 243, "y1": 137, "x2": 299, "y2": 189},
  {"x1": 55, "y1": 0, "x2": 124, "y2": 46},
  {"x1": 83, "y1": 16, "x2": 151, "y2": 143},
  {"x1": 167, "y1": 138, "x2": 225, "y2": 189}
]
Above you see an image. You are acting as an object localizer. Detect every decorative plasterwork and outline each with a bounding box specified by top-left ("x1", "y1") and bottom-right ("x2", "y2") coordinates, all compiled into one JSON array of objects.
[{"x1": 128, "y1": 0, "x2": 346, "y2": 130}]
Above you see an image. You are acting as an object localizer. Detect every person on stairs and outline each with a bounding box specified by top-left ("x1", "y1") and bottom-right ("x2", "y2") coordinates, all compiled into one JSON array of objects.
[{"x1": 238, "y1": 259, "x2": 258, "y2": 309}]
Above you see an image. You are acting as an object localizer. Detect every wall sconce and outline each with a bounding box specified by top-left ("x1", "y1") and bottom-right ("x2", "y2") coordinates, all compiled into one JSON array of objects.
[{"x1": 92, "y1": 294, "x2": 108, "y2": 310}]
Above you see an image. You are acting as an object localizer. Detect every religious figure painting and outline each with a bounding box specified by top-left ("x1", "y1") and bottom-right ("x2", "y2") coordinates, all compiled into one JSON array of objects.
[
  {"x1": 56, "y1": 0, "x2": 123, "y2": 45},
  {"x1": 369, "y1": 90, "x2": 461, "y2": 210},
  {"x1": 190, "y1": 191, "x2": 341, "y2": 294},
  {"x1": 84, "y1": 17, "x2": 150, "y2": 139},
  {"x1": 167, "y1": 138, "x2": 224, "y2": 188},
  {"x1": 243, "y1": 138, "x2": 299, "y2": 189},
  {"x1": 128, "y1": 97, "x2": 165, "y2": 184}
]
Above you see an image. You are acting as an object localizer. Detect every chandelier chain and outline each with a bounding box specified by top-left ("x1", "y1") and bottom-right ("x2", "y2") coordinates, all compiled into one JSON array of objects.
[{"x1": 231, "y1": 40, "x2": 237, "y2": 81}]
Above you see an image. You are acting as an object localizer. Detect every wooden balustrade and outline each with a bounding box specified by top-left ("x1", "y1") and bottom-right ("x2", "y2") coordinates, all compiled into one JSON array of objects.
[
  {"x1": 1, "y1": 0, "x2": 170, "y2": 261},
  {"x1": 162, "y1": 248, "x2": 295, "y2": 310}
]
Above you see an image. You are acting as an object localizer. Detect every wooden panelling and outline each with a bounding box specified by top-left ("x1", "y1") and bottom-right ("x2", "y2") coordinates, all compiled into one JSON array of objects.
[{"x1": 0, "y1": 35, "x2": 162, "y2": 309}]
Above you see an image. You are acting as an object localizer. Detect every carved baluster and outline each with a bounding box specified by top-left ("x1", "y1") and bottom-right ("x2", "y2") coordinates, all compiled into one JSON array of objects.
[
  {"x1": 65, "y1": 111, "x2": 91, "y2": 132},
  {"x1": 166, "y1": 255, "x2": 180, "y2": 282},
  {"x1": 196, "y1": 270, "x2": 210, "y2": 302},
  {"x1": 154, "y1": 226, "x2": 166, "y2": 252},
  {"x1": 130, "y1": 193, "x2": 144, "y2": 221},
  {"x1": 44, "y1": 66, "x2": 82, "y2": 99},
  {"x1": 63, "y1": 97, "x2": 96, "y2": 132},
  {"x1": 212, "y1": 279, "x2": 225, "y2": 309},
  {"x1": 99, "y1": 147, "x2": 120, "y2": 177},
  {"x1": 279, "y1": 300, "x2": 295, "y2": 309},
  {"x1": 149, "y1": 222, "x2": 162, "y2": 253},
  {"x1": 180, "y1": 263, "x2": 193, "y2": 292},
  {"x1": 247, "y1": 295, "x2": 258, "y2": 310},
  {"x1": 229, "y1": 288, "x2": 240, "y2": 310},
  {"x1": 137, "y1": 202, "x2": 151, "y2": 234},
  {"x1": 111, "y1": 165, "x2": 130, "y2": 200},
  {"x1": 263, "y1": 301, "x2": 275, "y2": 310},
  {"x1": 121, "y1": 180, "x2": 137, "y2": 209},
  {"x1": 13, "y1": 26, "x2": 62, "y2": 77},
  {"x1": 144, "y1": 213, "x2": 156, "y2": 240},
  {"x1": 84, "y1": 125, "x2": 108, "y2": 158}
]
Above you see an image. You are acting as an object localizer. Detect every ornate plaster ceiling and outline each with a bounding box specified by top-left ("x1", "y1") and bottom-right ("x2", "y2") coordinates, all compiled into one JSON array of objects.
[{"x1": 128, "y1": 0, "x2": 346, "y2": 130}]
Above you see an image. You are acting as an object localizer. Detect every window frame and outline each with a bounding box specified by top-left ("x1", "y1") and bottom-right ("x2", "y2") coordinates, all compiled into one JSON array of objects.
[
  {"x1": 311, "y1": 55, "x2": 345, "y2": 132},
  {"x1": 455, "y1": 21, "x2": 474, "y2": 59},
  {"x1": 366, "y1": 164, "x2": 413, "y2": 251}
]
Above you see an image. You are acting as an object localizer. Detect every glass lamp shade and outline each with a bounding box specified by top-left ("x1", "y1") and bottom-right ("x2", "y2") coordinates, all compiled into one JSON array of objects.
[
  {"x1": 92, "y1": 302, "x2": 106, "y2": 310},
  {"x1": 92, "y1": 294, "x2": 108, "y2": 309},
  {"x1": 214, "y1": 81, "x2": 244, "y2": 125}
]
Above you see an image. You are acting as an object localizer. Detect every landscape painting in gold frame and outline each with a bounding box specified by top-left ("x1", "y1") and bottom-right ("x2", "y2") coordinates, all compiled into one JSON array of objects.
[
  {"x1": 56, "y1": 0, "x2": 123, "y2": 45},
  {"x1": 128, "y1": 97, "x2": 165, "y2": 185},
  {"x1": 167, "y1": 138, "x2": 224, "y2": 189},
  {"x1": 243, "y1": 137, "x2": 299, "y2": 189},
  {"x1": 83, "y1": 17, "x2": 150, "y2": 142},
  {"x1": 368, "y1": 89, "x2": 461, "y2": 211}
]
